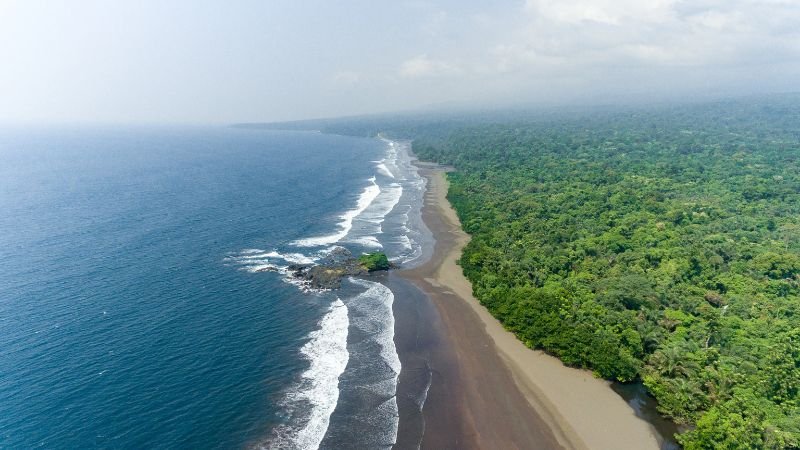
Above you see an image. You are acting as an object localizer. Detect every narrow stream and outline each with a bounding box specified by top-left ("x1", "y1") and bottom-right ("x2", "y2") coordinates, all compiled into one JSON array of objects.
[{"x1": 612, "y1": 383, "x2": 682, "y2": 449}]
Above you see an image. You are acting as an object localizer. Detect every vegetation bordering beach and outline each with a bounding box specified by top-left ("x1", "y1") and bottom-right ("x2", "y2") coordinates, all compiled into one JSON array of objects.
[
  {"x1": 407, "y1": 98, "x2": 800, "y2": 448},
  {"x1": 400, "y1": 167, "x2": 664, "y2": 449}
]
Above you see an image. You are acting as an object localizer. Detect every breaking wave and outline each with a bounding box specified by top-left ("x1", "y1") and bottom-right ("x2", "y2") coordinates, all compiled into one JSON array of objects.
[
  {"x1": 232, "y1": 137, "x2": 425, "y2": 448},
  {"x1": 291, "y1": 178, "x2": 381, "y2": 248},
  {"x1": 260, "y1": 299, "x2": 349, "y2": 449}
]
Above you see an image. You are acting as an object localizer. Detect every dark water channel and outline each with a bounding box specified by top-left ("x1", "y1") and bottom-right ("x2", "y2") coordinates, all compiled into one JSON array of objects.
[{"x1": 613, "y1": 382, "x2": 682, "y2": 449}]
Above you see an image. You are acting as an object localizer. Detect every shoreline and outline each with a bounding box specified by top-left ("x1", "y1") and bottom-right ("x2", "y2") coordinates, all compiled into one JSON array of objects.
[{"x1": 398, "y1": 166, "x2": 665, "y2": 449}]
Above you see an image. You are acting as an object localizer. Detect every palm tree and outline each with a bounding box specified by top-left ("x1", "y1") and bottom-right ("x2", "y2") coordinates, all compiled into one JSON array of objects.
[{"x1": 650, "y1": 344, "x2": 699, "y2": 377}]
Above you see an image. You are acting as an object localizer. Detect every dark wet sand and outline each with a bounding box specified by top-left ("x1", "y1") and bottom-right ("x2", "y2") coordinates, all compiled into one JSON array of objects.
[
  {"x1": 392, "y1": 166, "x2": 663, "y2": 450},
  {"x1": 388, "y1": 274, "x2": 472, "y2": 449},
  {"x1": 393, "y1": 168, "x2": 565, "y2": 450}
]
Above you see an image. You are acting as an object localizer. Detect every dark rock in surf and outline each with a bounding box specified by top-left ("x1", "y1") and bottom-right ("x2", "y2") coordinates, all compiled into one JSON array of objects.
[{"x1": 289, "y1": 247, "x2": 396, "y2": 290}]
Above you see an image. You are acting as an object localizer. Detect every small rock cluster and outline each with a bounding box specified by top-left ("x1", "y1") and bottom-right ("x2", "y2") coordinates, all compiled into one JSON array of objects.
[{"x1": 287, "y1": 247, "x2": 393, "y2": 290}]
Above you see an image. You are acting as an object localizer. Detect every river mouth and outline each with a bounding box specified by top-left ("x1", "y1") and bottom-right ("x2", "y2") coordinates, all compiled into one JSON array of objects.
[{"x1": 612, "y1": 382, "x2": 681, "y2": 449}]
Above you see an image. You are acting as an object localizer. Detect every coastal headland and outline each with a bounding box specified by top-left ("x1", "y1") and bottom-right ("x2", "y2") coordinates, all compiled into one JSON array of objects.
[{"x1": 398, "y1": 164, "x2": 665, "y2": 449}]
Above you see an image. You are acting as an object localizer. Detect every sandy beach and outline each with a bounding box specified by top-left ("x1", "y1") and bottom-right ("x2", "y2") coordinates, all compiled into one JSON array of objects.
[{"x1": 398, "y1": 166, "x2": 665, "y2": 450}]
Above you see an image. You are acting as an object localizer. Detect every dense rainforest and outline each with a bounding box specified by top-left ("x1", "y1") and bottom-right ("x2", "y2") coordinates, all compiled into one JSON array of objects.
[
  {"x1": 400, "y1": 97, "x2": 800, "y2": 449},
  {"x1": 254, "y1": 96, "x2": 800, "y2": 448}
]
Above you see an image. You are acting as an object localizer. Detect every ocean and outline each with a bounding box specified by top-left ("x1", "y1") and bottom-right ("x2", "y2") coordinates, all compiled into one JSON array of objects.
[{"x1": 0, "y1": 126, "x2": 428, "y2": 449}]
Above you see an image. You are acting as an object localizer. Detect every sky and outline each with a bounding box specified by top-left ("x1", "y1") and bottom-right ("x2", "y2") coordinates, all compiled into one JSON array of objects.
[{"x1": 1, "y1": 0, "x2": 799, "y2": 123}]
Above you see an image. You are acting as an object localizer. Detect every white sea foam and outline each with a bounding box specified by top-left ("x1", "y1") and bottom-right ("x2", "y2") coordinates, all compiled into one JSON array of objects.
[
  {"x1": 348, "y1": 279, "x2": 401, "y2": 442},
  {"x1": 261, "y1": 251, "x2": 316, "y2": 265},
  {"x1": 348, "y1": 182, "x2": 402, "y2": 235},
  {"x1": 245, "y1": 263, "x2": 283, "y2": 273},
  {"x1": 347, "y1": 236, "x2": 383, "y2": 248},
  {"x1": 264, "y1": 299, "x2": 350, "y2": 449},
  {"x1": 396, "y1": 233, "x2": 413, "y2": 252},
  {"x1": 291, "y1": 139, "x2": 408, "y2": 251},
  {"x1": 291, "y1": 177, "x2": 381, "y2": 247},
  {"x1": 226, "y1": 250, "x2": 318, "y2": 274},
  {"x1": 357, "y1": 139, "x2": 429, "y2": 266},
  {"x1": 376, "y1": 162, "x2": 395, "y2": 179},
  {"x1": 288, "y1": 153, "x2": 404, "y2": 250},
  {"x1": 379, "y1": 183, "x2": 403, "y2": 226}
]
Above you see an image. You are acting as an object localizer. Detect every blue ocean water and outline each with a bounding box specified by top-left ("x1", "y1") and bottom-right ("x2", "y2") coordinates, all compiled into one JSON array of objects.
[{"x1": 0, "y1": 126, "x2": 427, "y2": 449}]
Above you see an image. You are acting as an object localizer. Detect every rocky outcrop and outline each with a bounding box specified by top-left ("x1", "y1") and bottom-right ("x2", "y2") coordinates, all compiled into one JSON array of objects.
[{"x1": 287, "y1": 247, "x2": 394, "y2": 290}]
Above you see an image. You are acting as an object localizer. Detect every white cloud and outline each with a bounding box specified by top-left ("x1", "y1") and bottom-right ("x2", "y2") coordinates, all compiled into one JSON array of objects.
[
  {"x1": 399, "y1": 54, "x2": 460, "y2": 78},
  {"x1": 380, "y1": 0, "x2": 800, "y2": 109},
  {"x1": 500, "y1": 0, "x2": 800, "y2": 70},
  {"x1": 331, "y1": 71, "x2": 361, "y2": 85},
  {"x1": 687, "y1": 10, "x2": 747, "y2": 32},
  {"x1": 524, "y1": 0, "x2": 676, "y2": 26}
]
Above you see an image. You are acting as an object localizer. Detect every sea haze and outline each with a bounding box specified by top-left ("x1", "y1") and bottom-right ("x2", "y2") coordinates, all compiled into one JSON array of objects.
[{"x1": 0, "y1": 126, "x2": 427, "y2": 448}]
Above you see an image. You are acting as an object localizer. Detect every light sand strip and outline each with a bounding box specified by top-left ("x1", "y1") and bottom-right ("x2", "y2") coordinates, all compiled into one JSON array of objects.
[{"x1": 415, "y1": 168, "x2": 662, "y2": 450}]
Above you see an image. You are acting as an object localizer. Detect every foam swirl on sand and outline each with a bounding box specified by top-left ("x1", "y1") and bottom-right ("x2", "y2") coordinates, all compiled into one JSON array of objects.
[{"x1": 263, "y1": 299, "x2": 349, "y2": 449}]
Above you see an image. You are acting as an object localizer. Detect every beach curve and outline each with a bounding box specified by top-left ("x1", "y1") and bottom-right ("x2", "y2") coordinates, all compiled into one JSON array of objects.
[{"x1": 399, "y1": 166, "x2": 664, "y2": 450}]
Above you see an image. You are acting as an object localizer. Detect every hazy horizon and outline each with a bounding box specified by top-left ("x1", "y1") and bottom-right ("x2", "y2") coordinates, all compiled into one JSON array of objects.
[{"x1": 2, "y1": 0, "x2": 799, "y2": 124}]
